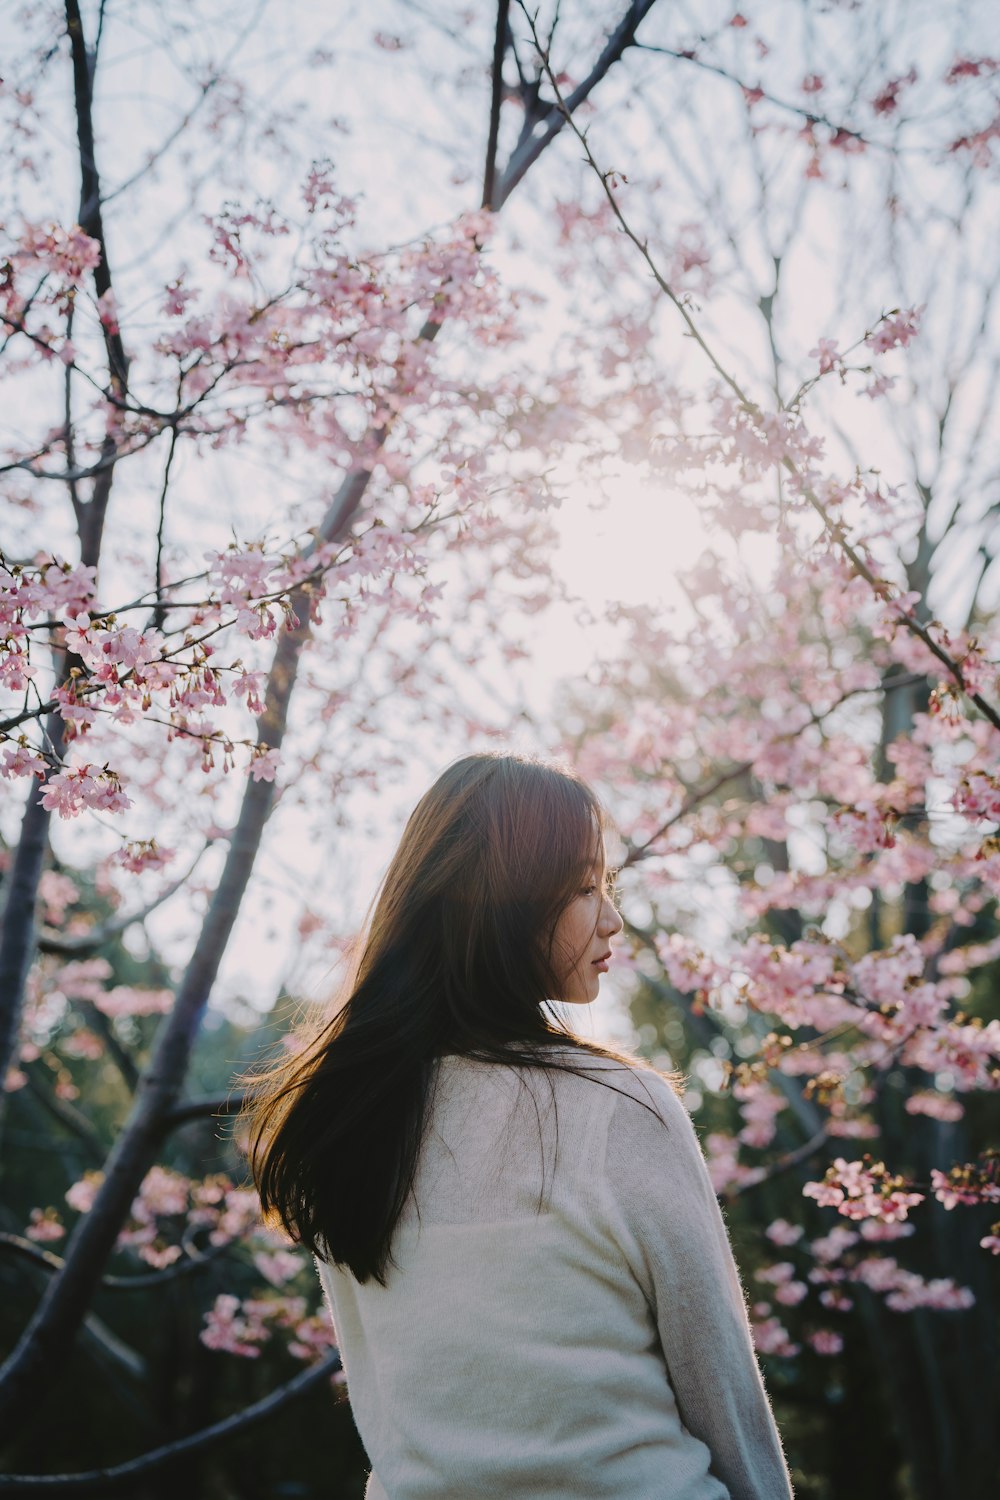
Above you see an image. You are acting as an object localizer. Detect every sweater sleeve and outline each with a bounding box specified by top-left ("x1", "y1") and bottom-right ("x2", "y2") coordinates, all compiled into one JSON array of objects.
[{"x1": 603, "y1": 1072, "x2": 795, "y2": 1500}]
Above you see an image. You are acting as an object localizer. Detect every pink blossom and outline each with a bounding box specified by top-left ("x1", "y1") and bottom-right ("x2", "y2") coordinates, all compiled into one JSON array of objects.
[
  {"x1": 930, "y1": 1167, "x2": 1000, "y2": 1211},
  {"x1": 248, "y1": 746, "x2": 280, "y2": 782},
  {"x1": 113, "y1": 839, "x2": 176, "y2": 875},
  {"x1": 654, "y1": 932, "x2": 720, "y2": 994},
  {"x1": 865, "y1": 305, "x2": 925, "y2": 354},
  {"x1": 17, "y1": 220, "x2": 101, "y2": 284},
  {"x1": 208, "y1": 1186, "x2": 262, "y2": 1245},
  {"x1": 803, "y1": 1157, "x2": 925, "y2": 1223},
  {"x1": 0, "y1": 744, "x2": 47, "y2": 780},
  {"x1": 0, "y1": 647, "x2": 35, "y2": 691},
  {"x1": 904, "y1": 1092, "x2": 964, "y2": 1123},
  {"x1": 809, "y1": 337, "x2": 841, "y2": 374},
  {"x1": 139, "y1": 1243, "x2": 184, "y2": 1270},
  {"x1": 871, "y1": 589, "x2": 922, "y2": 641},
  {"x1": 50, "y1": 957, "x2": 112, "y2": 1001},
  {"x1": 765, "y1": 1218, "x2": 804, "y2": 1246},
  {"x1": 25, "y1": 1207, "x2": 65, "y2": 1242},
  {"x1": 200, "y1": 1294, "x2": 270, "y2": 1358},
  {"x1": 851, "y1": 933, "x2": 924, "y2": 1007},
  {"x1": 911, "y1": 1018, "x2": 1000, "y2": 1092},
  {"x1": 808, "y1": 1329, "x2": 844, "y2": 1355},
  {"x1": 751, "y1": 1314, "x2": 800, "y2": 1357},
  {"x1": 953, "y1": 770, "x2": 1000, "y2": 823},
  {"x1": 62, "y1": 1029, "x2": 104, "y2": 1060},
  {"x1": 93, "y1": 986, "x2": 173, "y2": 1019},
  {"x1": 945, "y1": 56, "x2": 999, "y2": 83},
  {"x1": 858, "y1": 1219, "x2": 916, "y2": 1242},
  {"x1": 756, "y1": 1261, "x2": 798, "y2": 1285},
  {"x1": 730, "y1": 934, "x2": 837, "y2": 1028},
  {"x1": 733, "y1": 1080, "x2": 787, "y2": 1149},
  {"x1": 232, "y1": 668, "x2": 266, "y2": 715},
  {"x1": 852, "y1": 1255, "x2": 974, "y2": 1312},
  {"x1": 775, "y1": 1279, "x2": 809, "y2": 1306},
  {"x1": 39, "y1": 870, "x2": 80, "y2": 923},
  {"x1": 96, "y1": 288, "x2": 119, "y2": 333},
  {"x1": 40, "y1": 764, "x2": 132, "y2": 818},
  {"x1": 862, "y1": 371, "x2": 897, "y2": 399},
  {"x1": 871, "y1": 69, "x2": 917, "y2": 116},
  {"x1": 703, "y1": 1132, "x2": 766, "y2": 1195},
  {"x1": 832, "y1": 802, "x2": 897, "y2": 852},
  {"x1": 66, "y1": 1171, "x2": 105, "y2": 1214},
  {"x1": 253, "y1": 1250, "x2": 305, "y2": 1287},
  {"x1": 132, "y1": 1165, "x2": 190, "y2": 1219}
]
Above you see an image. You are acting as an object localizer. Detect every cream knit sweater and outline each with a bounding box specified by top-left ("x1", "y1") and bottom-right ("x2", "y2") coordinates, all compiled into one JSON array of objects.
[{"x1": 315, "y1": 1042, "x2": 795, "y2": 1499}]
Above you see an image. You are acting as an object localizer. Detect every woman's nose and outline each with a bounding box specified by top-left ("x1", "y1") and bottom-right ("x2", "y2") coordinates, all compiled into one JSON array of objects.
[{"x1": 602, "y1": 897, "x2": 624, "y2": 935}]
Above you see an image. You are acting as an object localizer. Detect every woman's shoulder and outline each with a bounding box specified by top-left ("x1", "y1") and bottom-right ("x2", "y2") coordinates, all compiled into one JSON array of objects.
[{"x1": 434, "y1": 1040, "x2": 686, "y2": 1121}]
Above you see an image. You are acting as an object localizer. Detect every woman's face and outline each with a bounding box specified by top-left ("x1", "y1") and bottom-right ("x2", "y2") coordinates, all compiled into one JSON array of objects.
[{"x1": 549, "y1": 847, "x2": 624, "y2": 1004}]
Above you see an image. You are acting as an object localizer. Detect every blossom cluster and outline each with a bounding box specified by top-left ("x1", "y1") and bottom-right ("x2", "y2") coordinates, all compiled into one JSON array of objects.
[
  {"x1": 1, "y1": 177, "x2": 523, "y2": 822},
  {"x1": 746, "y1": 1205, "x2": 978, "y2": 1357},
  {"x1": 201, "y1": 1292, "x2": 339, "y2": 1365},
  {"x1": 803, "y1": 1157, "x2": 925, "y2": 1224}
]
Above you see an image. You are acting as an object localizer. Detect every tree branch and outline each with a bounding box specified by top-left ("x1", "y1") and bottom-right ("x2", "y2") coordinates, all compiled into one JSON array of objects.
[
  {"x1": 0, "y1": 1352, "x2": 342, "y2": 1493},
  {"x1": 482, "y1": 0, "x2": 511, "y2": 210},
  {"x1": 0, "y1": 1231, "x2": 229, "y2": 1291},
  {"x1": 635, "y1": 42, "x2": 882, "y2": 152},
  {"x1": 0, "y1": 0, "x2": 130, "y2": 1139},
  {"x1": 158, "y1": 1092, "x2": 247, "y2": 1133},
  {"x1": 0, "y1": 722, "x2": 66, "y2": 1137},
  {"x1": 22, "y1": 1069, "x2": 105, "y2": 1159},
  {"x1": 722, "y1": 1127, "x2": 831, "y2": 1203},
  {"x1": 495, "y1": 0, "x2": 662, "y2": 206},
  {"x1": 65, "y1": 0, "x2": 129, "y2": 394},
  {"x1": 36, "y1": 843, "x2": 210, "y2": 958},
  {"x1": 0, "y1": 1237, "x2": 147, "y2": 1385}
]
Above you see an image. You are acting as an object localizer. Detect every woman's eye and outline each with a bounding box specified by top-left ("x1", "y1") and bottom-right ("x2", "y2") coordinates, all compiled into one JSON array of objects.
[{"x1": 582, "y1": 884, "x2": 597, "y2": 896}]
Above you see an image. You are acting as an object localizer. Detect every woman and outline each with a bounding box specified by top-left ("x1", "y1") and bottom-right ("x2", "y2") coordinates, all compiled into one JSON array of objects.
[{"x1": 241, "y1": 752, "x2": 795, "y2": 1499}]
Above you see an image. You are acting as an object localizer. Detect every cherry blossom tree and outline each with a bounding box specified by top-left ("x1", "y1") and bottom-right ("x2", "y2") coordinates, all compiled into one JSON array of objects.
[
  {"x1": 1, "y1": 1, "x2": 998, "y2": 1493},
  {"x1": 0, "y1": 0, "x2": 666, "y2": 1479}
]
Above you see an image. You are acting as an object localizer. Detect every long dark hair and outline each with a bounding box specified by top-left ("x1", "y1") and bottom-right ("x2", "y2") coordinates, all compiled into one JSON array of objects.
[{"x1": 238, "y1": 751, "x2": 684, "y2": 1286}]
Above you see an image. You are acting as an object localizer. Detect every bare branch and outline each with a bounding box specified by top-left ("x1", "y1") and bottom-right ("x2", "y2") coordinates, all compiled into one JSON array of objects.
[
  {"x1": 36, "y1": 843, "x2": 211, "y2": 958},
  {"x1": 158, "y1": 1092, "x2": 247, "y2": 1133},
  {"x1": 635, "y1": 42, "x2": 891, "y2": 154},
  {"x1": 22, "y1": 1069, "x2": 105, "y2": 1159},
  {"x1": 482, "y1": 1, "x2": 511, "y2": 210},
  {"x1": 722, "y1": 1128, "x2": 831, "y2": 1203},
  {"x1": 0, "y1": 1230, "x2": 229, "y2": 1291},
  {"x1": 0, "y1": 1352, "x2": 342, "y2": 1493},
  {"x1": 0, "y1": 732, "x2": 65, "y2": 1133},
  {"x1": 0, "y1": 1237, "x2": 147, "y2": 1385},
  {"x1": 101, "y1": 2, "x2": 269, "y2": 206},
  {"x1": 495, "y1": 1, "x2": 662, "y2": 206},
  {"x1": 65, "y1": 0, "x2": 129, "y2": 394}
]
